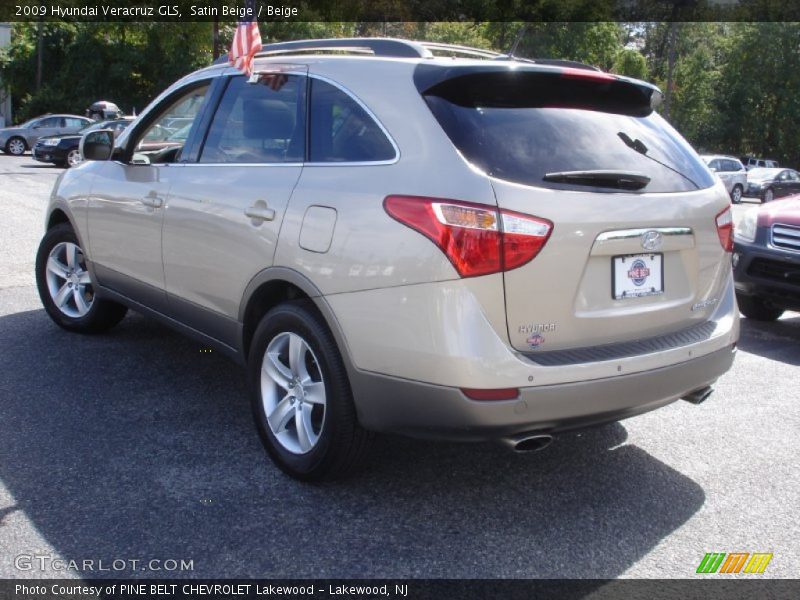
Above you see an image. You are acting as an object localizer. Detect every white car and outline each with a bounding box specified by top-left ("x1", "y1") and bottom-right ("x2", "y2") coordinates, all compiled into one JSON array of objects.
[{"x1": 701, "y1": 155, "x2": 747, "y2": 203}]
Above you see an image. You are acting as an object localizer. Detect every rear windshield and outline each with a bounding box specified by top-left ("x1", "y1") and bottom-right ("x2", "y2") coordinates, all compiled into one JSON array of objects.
[{"x1": 422, "y1": 75, "x2": 715, "y2": 194}]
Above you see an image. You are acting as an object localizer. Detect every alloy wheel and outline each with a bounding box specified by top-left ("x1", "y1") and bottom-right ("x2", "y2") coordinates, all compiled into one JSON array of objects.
[
  {"x1": 45, "y1": 241, "x2": 94, "y2": 318},
  {"x1": 260, "y1": 332, "x2": 327, "y2": 454},
  {"x1": 731, "y1": 186, "x2": 742, "y2": 204},
  {"x1": 7, "y1": 138, "x2": 25, "y2": 155},
  {"x1": 67, "y1": 149, "x2": 82, "y2": 167}
]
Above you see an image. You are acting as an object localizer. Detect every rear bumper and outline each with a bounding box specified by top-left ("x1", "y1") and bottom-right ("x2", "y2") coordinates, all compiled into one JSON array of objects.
[{"x1": 351, "y1": 344, "x2": 736, "y2": 439}]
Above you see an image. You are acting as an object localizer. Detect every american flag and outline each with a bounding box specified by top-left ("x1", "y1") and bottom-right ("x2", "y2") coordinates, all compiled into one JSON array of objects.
[{"x1": 228, "y1": 0, "x2": 262, "y2": 76}]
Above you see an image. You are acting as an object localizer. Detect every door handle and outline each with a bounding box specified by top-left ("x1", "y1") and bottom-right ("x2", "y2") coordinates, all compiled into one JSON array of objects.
[
  {"x1": 245, "y1": 202, "x2": 276, "y2": 223},
  {"x1": 141, "y1": 191, "x2": 164, "y2": 209}
]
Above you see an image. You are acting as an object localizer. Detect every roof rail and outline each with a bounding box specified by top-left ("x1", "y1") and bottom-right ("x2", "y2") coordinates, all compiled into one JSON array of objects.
[
  {"x1": 212, "y1": 37, "x2": 601, "y2": 72},
  {"x1": 256, "y1": 38, "x2": 431, "y2": 59},
  {"x1": 418, "y1": 42, "x2": 501, "y2": 59}
]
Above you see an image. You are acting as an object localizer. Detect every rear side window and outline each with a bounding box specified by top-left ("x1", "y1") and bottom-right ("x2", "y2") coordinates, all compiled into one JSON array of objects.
[
  {"x1": 200, "y1": 74, "x2": 305, "y2": 164},
  {"x1": 309, "y1": 79, "x2": 395, "y2": 163},
  {"x1": 727, "y1": 159, "x2": 744, "y2": 171},
  {"x1": 38, "y1": 117, "x2": 63, "y2": 128},
  {"x1": 421, "y1": 71, "x2": 715, "y2": 193}
]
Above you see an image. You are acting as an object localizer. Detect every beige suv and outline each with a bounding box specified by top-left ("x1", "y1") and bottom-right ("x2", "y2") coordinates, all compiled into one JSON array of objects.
[{"x1": 35, "y1": 39, "x2": 738, "y2": 480}]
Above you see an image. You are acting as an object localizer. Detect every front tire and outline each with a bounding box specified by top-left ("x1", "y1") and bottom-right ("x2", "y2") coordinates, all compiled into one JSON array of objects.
[
  {"x1": 762, "y1": 187, "x2": 774, "y2": 203},
  {"x1": 35, "y1": 223, "x2": 127, "y2": 332},
  {"x1": 66, "y1": 148, "x2": 82, "y2": 167},
  {"x1": 731, "y1": 184, "x2": 743, "y2": 204},
  {"x1": 737, "y1": 293, "x2": 783, "y2": 321},
  {"x1": 5, "y1": 136, "x2": 27, "y2": 156},
  {"x1": 248, "y1": 301, "x2": 371, "y2": 481}
]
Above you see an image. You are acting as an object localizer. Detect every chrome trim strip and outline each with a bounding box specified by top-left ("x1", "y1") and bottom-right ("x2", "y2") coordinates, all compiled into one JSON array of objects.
[
  {"x1": 596, "y1": 227, "x2": 693, "y2": 242},
  {"x1": 178, "y1": 162, "x2": 303, "y2": 168}
]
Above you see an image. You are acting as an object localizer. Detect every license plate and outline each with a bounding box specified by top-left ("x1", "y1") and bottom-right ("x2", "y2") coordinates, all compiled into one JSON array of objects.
[{"x1": 612, "y1": 253, "x2": 664, "y2": 300}]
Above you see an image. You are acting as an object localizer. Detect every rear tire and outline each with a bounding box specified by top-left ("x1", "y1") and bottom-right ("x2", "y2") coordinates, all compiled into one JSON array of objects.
[
  {"x1": 731, "y1": 185, "x2": 743, "y2": 204},
  {"x1": 35, "y1": 223, "x2": 127, "y2": 333},
  {"x1": 248, "y1": 301, "x2": 372, "y2": 481},
  {"x1": 737, "y1": 293, "x2": 783, "y2": 321}
]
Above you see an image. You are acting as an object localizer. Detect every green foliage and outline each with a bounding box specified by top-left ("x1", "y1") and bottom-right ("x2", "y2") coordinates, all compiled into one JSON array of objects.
[
  {"x1": 3, "y1": 20, "x2": 800, "y2": 167},
  {"x1": 611, "y1": 48, "x2": 648, "y2": 79},
  {"x1": 0, "y1": 22, "x2": 211, "y2": 122}
]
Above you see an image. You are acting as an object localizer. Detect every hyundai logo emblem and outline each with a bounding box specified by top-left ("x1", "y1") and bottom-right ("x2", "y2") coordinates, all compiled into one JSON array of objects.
[{"x1": 641, "y1": 230, "x2": 663, "y2": 251}]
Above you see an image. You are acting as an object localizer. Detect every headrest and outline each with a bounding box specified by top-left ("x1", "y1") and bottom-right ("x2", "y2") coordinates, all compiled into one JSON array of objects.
[{"x1": 241, "y1": 99, "x2": 295, "y2": 141}]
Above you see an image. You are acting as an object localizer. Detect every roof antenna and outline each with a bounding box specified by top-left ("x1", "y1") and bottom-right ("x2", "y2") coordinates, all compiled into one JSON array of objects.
[{"x1": 507, "y1": 24, "x2": 529, "y2": 58}]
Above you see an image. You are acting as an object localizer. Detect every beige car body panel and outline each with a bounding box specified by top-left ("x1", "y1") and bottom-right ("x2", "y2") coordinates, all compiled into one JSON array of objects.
[{"x1": 44, "y1": 51, "x2": 739, "y2": 440}]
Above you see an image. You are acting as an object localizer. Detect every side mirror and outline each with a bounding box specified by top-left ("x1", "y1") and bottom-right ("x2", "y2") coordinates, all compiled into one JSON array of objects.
[
  {"x1": 80, "y1": 129, "x2": 114, "y2": 161},
  {"x1": 709, "y1": 167, "x2": 717, "y2": 173}
]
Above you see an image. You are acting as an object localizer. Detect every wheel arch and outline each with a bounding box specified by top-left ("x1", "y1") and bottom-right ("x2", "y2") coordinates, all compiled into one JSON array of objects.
[
  {"x1": 238, "y1": 267, "x2": 356, "y2": 372},
  {"x1": 46, "y1": 208, "x2": 72, "y2": 230}
]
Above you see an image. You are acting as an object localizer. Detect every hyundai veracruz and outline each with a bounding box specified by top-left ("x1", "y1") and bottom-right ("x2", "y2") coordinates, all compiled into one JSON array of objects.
[{"x1": 35, "y1": 39, "x2": 738, "y2": 480}]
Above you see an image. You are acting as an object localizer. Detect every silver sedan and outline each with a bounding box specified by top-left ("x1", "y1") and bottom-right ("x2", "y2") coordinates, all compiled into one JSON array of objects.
[{"x1": 0, "y1": 114, "x2": 92, "y2": 156}]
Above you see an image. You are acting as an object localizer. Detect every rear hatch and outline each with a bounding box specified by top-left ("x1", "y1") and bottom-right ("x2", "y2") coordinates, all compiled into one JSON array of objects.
[{"x1": 417, "y1": 63, "x2": 730, "y2": 353}]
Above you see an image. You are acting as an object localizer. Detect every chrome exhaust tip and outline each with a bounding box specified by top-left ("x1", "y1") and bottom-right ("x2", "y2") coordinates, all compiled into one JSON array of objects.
[
  {"x1": 682, "y1": 385, "x2": 714, "y2": 405},
  {"x1": 501, "y1": 433, "x2": 554, "y2": 453}
]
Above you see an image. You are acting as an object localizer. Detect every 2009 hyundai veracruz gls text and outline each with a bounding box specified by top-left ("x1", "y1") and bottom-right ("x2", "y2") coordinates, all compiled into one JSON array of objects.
[{"x1": 35, "y1": 38, "x2": 738, "y2": 480}]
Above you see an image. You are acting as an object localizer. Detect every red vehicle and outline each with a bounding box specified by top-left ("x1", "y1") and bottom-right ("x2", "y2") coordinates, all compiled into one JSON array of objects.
[{"x1": 733, "y1": 195, "x2": 800, "y2": 320}]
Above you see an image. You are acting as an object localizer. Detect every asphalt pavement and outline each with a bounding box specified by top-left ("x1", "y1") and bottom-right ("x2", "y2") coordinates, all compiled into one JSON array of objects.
[{"x1": 0, "y1": 155, "x2": 797, "y2": 580}]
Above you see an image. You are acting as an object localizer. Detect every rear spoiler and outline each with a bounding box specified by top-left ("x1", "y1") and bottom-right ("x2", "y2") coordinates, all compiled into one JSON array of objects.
[{"x1": 414, "y1": 64, "x2": 663, "y2": 117}]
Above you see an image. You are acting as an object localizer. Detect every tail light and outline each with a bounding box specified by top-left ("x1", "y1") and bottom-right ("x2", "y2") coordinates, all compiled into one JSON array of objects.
[
  {"x1": 716, "y1": 206, "x2": 733, "y2": 252},
  {"x1": 384, "y1": 195, "x2": 553, "y2": 278}
]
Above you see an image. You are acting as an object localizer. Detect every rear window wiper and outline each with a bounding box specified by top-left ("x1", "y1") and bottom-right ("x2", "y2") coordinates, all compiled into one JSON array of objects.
[
  {"x1": 618, "y1": 131, "x2": 700, "y2": 189},
  {"x1": 542, "y1": 169, "x2": 651, "y2": 191}
]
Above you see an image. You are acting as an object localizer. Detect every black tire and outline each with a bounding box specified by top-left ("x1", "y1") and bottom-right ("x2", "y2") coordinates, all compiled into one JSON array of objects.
[
  {"x1": 5, "y1": 136, "x2": 27, "y2": 156},
  {"x1": 731, "y1": 184, "x2": 743, "y2": 204},
  {"x1": 248, "y1": 300, "x2": 372, "y2": 481},
  {"x1": 762, "y1": 187, "x2": 774, "y2": 203},
  {"x1": 737, "y1": 293, "x2": 783, "y2": 321},
  {"x1": 35, "y1": 223, "x2": 127, "y2": 333}
]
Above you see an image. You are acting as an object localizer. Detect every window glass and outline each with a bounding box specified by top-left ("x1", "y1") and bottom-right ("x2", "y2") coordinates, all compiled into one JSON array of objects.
[
  {"x1": 309, "y1": 78, "x2": 395, "y2": 163},
  {"x1": 65, "y1": 117, "x2": 87, "y2": 128},
  {"x1": 136, "y1": 84, "x2": 209, "y2": 156},
  {"x1": 38, "y1": 117, "x2": 62, "y2": 128},
  {"x1": 724, "y1": 160, "x2": 739, "y2": 172},
  {"x1": 708, "y1": 159, "x2": 721, "y2": 170},
  {"x1": 200, "y1": 74, "x2": 304, "y2": 164},
  {"x1": 425, "y1": 95, "x2": 714, "y2": 193}
]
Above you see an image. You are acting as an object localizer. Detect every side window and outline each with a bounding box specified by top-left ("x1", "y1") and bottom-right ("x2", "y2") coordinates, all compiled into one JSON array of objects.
[
  {"x1": 731, "y1": 160, "x2": 745, "y2": 172},
  {"x1": 309, "y1": 78, "x2": 396, "y2": 163},
  {"x1": 65, "y1": 117, "x2": 86, "y2": 128},
  {"x1": 38, "y1": 117, "x2": 62, "y2": 128},
  {"x1": 788, "y1": 171, "x2": 799, "y2": 181},
  {"x1": 200, "y1": 74, "x2": 305, "y2": 164},
  {"x1": 135, "y1": 84, "x2": 209, "y2": 158},
  {"x1": 708, "y1": 159, "x2": 721, "y2": 170}
]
